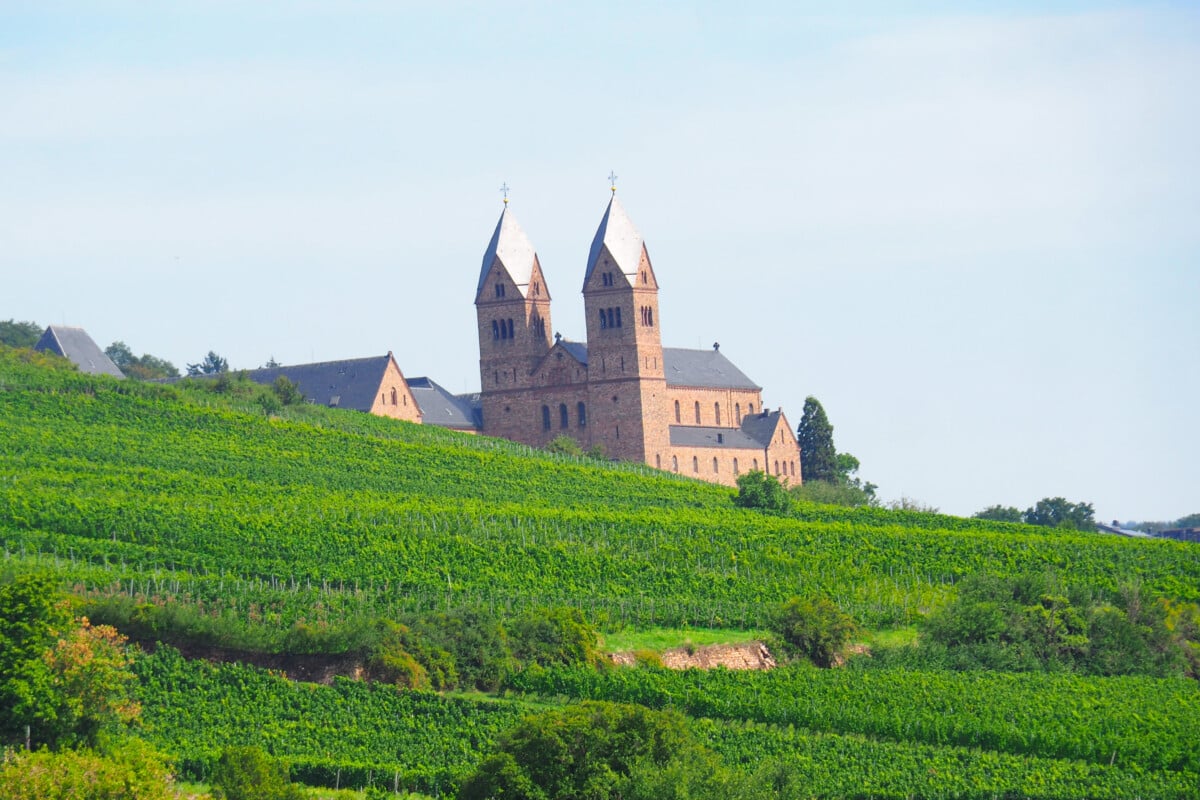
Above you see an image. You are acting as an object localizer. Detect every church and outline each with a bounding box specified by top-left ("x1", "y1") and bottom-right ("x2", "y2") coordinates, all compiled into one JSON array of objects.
[{"x1": 471, "y1": 193, "x2": 801, "y2": 488}]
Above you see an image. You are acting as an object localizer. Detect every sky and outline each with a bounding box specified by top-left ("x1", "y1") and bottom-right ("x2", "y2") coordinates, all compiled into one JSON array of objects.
[{"x1": 2, "y1": 1, "x2": 1197, "y2": 522}]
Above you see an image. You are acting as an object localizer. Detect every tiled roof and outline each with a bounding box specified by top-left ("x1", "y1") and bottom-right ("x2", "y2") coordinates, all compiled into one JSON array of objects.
[
  {"x1": 583, "y1": 196, "x2": 645, "y2": 287},
  {"x1": 663, "y1": 348, "x2": 759, "y2": 390},
  {"x1": 34, "y1": 326, "x2": 124, "y2": 378},
  {"x1": 477, "y1": 207, "x2": 539, "y2": 298},
  {"x1": 408, "y1": 376, "x2": 480, "y2": 430},
  {"x1": 240, "y1": 356, "x2": 392, "y2": 412}
]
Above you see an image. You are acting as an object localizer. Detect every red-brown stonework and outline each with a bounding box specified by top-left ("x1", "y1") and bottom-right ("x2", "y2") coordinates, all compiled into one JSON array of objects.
[{"x1": 472, "y1": 198, "x2": 802, "y2": 487}]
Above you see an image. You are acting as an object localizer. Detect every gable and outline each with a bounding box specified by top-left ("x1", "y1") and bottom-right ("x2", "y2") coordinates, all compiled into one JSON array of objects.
[{"x1": 34, "y1": 326, "x2": 124, "y2": 378}]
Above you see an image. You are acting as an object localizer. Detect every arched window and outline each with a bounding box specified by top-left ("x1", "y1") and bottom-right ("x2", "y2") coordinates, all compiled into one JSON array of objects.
[
  {"x1": 774, "y1": 460, "x2": 780, "y2": 475},
  {"x1": 656, "y1": 454, "x2": 661, "y2": 469},
  {"x1": 753, "y1": 459, "x2": 759, "y2": 470},
  {"x1": 495, "y1": 283, "x2": 505, "y2": 298},
  {"x1": 391, "y1": 388, "x2": 398, "y2": 405},
  {"x1": 733, "y1": 458, "x2": 739, "y2": 475},
  {"x1": 577, "y1": 402, "x2": 587, "y2": 428},
  {"x1": 492, "y1": 320, "x2": 499, "y2": 340},
  {"x1": 615, "y1": 307, "x2": 622, "y2": 327},
  {"x1": 672, "y1": 455, "x2": 679, "y2": 472},
  {"x1": 541, "y1": 405, "x2": 551, "y2": 431},
  {"x1": 599, "y1": 309, "x2": 607, "y2": 329},
  {"x1": 692, "y1": 456, "x2": 699, "y2": 473},
  {"x1": 712, "y1": 457, "x2": 719, "y2": 473},
  {"x1": 559, "y1": 404, "x2": 568, "y2": 428},
  {"x1": 694, "y1": 401, "x2": 701, "y2": 424},
  {"x1": 648, "y1": 308, "x2": 653, "y2": 326},
  {"x1": 507, "y1": 319, "x2": 514, "y2": 339},
  {"x1": 735, "y1": 404, "x2": 741, "y2": 424},
  {"x1": 674, "y1": 400, "x2": 680, "y2": 423},
  {"x1": 748, "y1": 403, "x2": 754, "y2": 414},
  {"x1": 714, "y1": 403, "x2": 721, "y2": 425}
]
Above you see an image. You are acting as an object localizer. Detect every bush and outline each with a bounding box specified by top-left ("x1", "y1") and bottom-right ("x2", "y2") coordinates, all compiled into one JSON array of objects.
[
  {"x1": 508, "y1": 607, "x2": 603, "y2": 668},
  {"x1": 733, "y1": 471, "x2": 790, "y2": 513},
  {"x1": 769, "y1": 596, "x2": 859, "y2": 667},
  {"x1": 0, "y1": 739, "x2": 175, "y2": 800},
  {"x1": 545, "y1": 435, "x2": 583, "y2": 457},
  {"x1": 210, "y1": 746, "x2": 304, "y2": 800}
]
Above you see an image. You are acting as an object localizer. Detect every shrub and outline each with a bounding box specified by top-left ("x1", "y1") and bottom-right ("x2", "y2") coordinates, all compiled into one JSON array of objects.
[
  {"x1": 770, "y1": 596, "x2": 859, "y2": 668},
  {"x1": 508, "y1": 607, "x2": 603, "y2": 668},
  {"x1": 0, "y1": 739, "x2": 174, "y2": 800},
  {"x1": 210, "y1": 746, "x2": 304, "y2": 800},
  {"x1": 733, "y1": 471, "x2": 790, "y2": 513}
]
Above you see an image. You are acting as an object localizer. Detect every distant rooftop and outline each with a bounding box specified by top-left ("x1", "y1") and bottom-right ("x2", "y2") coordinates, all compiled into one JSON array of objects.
[{"x1": 34, "y1": 325, "x2": 124, "y2": 378}]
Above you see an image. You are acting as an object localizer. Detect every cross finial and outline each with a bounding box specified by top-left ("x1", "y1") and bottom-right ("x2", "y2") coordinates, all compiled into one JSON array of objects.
[
  {"x1": 500, "y1": 182, "x2": 510, "y2": 205},
  {"x1": 608, "y1": 170, "x2": 618, "y2": 194}
]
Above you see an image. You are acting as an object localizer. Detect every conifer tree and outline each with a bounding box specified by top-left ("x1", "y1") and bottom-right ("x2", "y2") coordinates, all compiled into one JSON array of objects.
[{"x1": 796, "y1": 396, "x2": 837, "y2": 484}]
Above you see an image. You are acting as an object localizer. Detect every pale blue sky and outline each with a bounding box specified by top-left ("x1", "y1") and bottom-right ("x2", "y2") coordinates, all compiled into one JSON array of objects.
[{"x1": 3, "y1": 2, "x2": 1197, "y2": 521}]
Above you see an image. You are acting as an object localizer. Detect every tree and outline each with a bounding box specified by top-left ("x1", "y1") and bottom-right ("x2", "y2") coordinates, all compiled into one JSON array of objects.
[
  {"x1": 508, "y1": 607, "x2": 603, "y2": 668},
  {"x1": 974, "y1": 505, "x2": 1023, "y2": 523},
  {"x1": 734, "y1": 470, "x2": 791, "y2": 513},
  {"x1": 41, "y1": 619, "x2": 141, "y2": 747},
  {"x1": 186, "y1": 350, "x2": 228, "y2": 376},
  {"x1": 0, "y1": 574, "x2": 71, "y2": 747},
  {"x1": 459, "y1": 702, "x2": 729, "y2": 800},
  {"x1": 545, "y1": 434, "x2": 583, "y2": 457},
  {"x1": 0, "y1": 319, "x2": 42, "y2": 349},
  {"x1": 1024, "y1": 497, "x2": 1095, "y2": 531},
  {"x1": 796, "y1": 397, "x2": 837, "y2": 484},
  {"x1": 105, "y1": 342, "x2": 179, "y2": 380},
  {"x1": 769, "y1": 596, "x2": 859, "y2": 668}
]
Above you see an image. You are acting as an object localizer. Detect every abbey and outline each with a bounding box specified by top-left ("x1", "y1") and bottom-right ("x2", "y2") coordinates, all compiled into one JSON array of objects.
[{"x1": 473, "y1": 194, "x2": 801, "y2": 488}]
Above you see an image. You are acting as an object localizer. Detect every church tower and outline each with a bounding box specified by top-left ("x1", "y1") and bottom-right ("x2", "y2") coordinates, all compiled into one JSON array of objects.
[
  {"x1": 581, "y1": 194, "x2": 668, "y2": 462},
  {"x1": 475, "y1": 206, "x2": 553, "y2": 433}
]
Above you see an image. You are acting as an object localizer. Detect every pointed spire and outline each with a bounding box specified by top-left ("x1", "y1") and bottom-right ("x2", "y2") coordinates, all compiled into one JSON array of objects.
[
  {"x1": 583, "y1": 194, "x2": 645, "y2": 288},
  {"x1": 477, "y1": 206, "x2": 539, "y2": 298}
]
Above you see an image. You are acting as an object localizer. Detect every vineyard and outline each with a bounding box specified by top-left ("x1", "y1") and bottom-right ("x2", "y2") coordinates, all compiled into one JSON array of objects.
[{"x1": 3, "y1": 348, "x2": 1200, "y2": 798}]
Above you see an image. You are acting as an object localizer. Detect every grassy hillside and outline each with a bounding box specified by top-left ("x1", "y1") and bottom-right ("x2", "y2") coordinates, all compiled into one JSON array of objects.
[
  {"x1": 3, "y1": 347, "x2": 1197, "y2": 636},
  {"x1": 3, "y1": 346, "x2": 1199, "y2": 798}
]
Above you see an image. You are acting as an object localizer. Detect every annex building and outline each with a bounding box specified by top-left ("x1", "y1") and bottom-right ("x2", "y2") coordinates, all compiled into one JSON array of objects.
[{"x1": 470, "y1": 194, "x2": 801, "y2": 488}]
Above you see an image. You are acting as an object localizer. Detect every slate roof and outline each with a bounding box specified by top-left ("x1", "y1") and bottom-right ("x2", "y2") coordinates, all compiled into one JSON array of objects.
[
  {"x1": 240, "y1": 355, "x2": 393, "y2": 412},
  {"x1": 669, "y1": 409, "x2": 786, "y2": 451},
  {"x1": 408, "y1": 377, "x2": 481, "y2": 430},
  {"x1": 559, "y1": 339, "x2": 589, "y2": 365},
  {"x1": 738, "y1": 409, "x2": 785, "y2": 447},
  {"x1": 34, "y1": 326, "x2": 124, "y2": 378},
  {"x1": 663, "y1": 348, "x2": 759, "y2": 390},
  {"x1": 583, "y1": 196, "x2": 646, "y2": 288},
  {"x1": 477, "y1": 207, "x2": 539, "y2": 298},
  {"x1": 669, "y1": 425, "x2": 764, "y2": 449}
]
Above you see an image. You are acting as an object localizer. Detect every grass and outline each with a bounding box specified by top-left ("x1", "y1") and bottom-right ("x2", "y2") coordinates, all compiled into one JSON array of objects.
[
  {"x1": 601, "y1": 626, "x2": 770, "y2": 653},
  {"x1": 860, "y1": 625, "x2": 920, "y2": 650}
]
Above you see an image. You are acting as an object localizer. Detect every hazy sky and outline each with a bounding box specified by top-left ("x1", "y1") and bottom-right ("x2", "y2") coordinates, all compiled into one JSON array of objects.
[{"x1": 3, "y1": 2, "x2": 1197, "y2": 521}]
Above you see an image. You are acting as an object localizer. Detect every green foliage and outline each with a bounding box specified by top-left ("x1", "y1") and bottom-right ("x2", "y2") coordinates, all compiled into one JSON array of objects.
[
  {"x1": 211, "y1": 746, "x2": 304, "y2": 800},
  {"x1": 0, "y1": 319, "x2": 42, "y2": 349},
  {"x1": 104, "y1": 341, "x2": 179, "y2": 380},
  {"x1": 795, "y1": 396, "x2": 837, "y2": 483},
  {"x1": 790, "y1": 479, "x2": 875, "y2": 508},
  {"x1": 0, "y1": 739, "x2": 175, "y2": 800},
  {"x1": 365, "y1": 620, "x2": 457, "y2": 691},
  {"x1": 186, "y1": 350, "x2": 229, "y2": 376},
  {"x1": 0, "y1": 573, "x2": 72, "y2": 747},
  {"x1": 544, "y1": 434, "x2": 583, "y2": 457},
  {"x1": 508, "y1": 607, "x2": 603, "y2": 669},
  {"x1": 919, "y1": 574, "x2": 1194, "y2": 676},
  {"x1": 272, "y1": 375, "x2": 303, "y2": 406},
  {"x1": 1024, "y1": 497, "x2": 1096, "y2": 531},
  {"x1": 408, "y1": 609, "x2": 513, "y2": 691},
  {"x1": 458, "y1": 702, "x2": 717, "y2": 800},
  {"x1": 769, "y1": 596, "x2": 859, "y2": 667},
  {"x1": 973, "y1": 504, "x2": 1023, "y2": 523},
  {"x1": 41, "y1": 618, "x2": 142, "y2": 747},
  {"x1": 733, "y1": 469, "x2": 790, "y2": 513}
]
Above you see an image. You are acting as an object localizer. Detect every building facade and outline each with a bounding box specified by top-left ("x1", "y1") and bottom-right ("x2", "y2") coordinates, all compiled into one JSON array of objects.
[{"x1": 473, "y1": 195, "x2": 801, "y2": 488}]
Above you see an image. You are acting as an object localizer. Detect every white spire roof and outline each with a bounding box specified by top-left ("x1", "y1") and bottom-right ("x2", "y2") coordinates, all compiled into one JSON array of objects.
[
  {"x1": 583, "y1": 196, "x2": 645, "y2": 288},
  {"x1": 477, "y1": 207, "x2": 538, "y2": 297}
]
